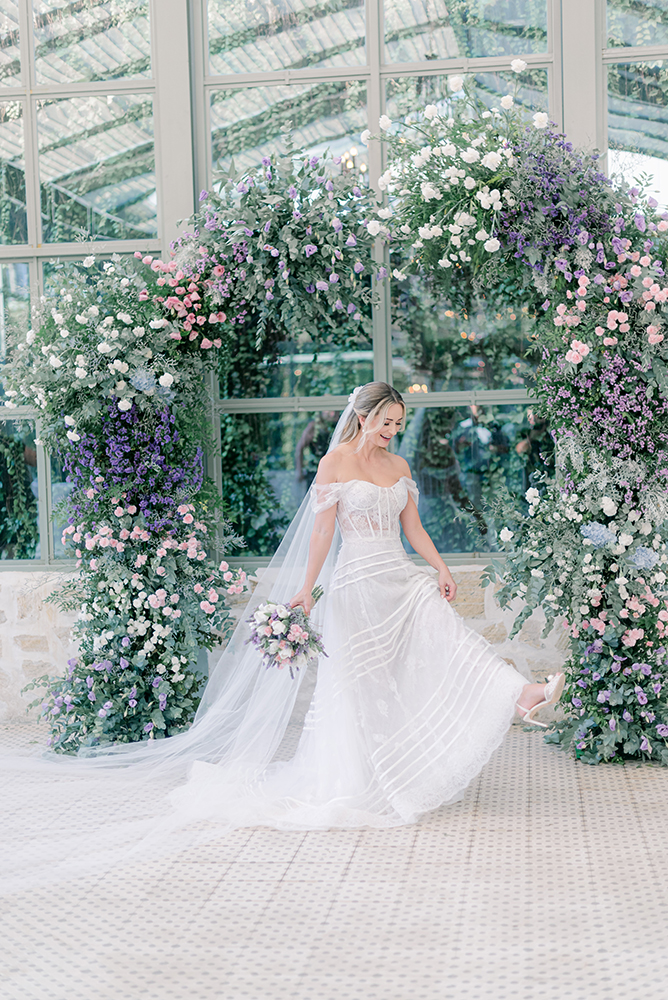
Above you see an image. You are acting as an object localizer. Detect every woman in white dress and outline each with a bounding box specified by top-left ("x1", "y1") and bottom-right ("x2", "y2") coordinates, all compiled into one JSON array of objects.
[{"x1": 270, "y1": 381, "x2": 565, "y2": 825}]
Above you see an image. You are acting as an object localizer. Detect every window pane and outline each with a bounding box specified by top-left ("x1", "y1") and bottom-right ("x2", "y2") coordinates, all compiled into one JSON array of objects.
[
  {"x1": 208, "y1": 0, "x2": 365, "y2": 75},
  {"x1": 37, "y1": 93, "x2": 156, "y2": 242},
  {"x1": 221, "y1": 338, "x2": 373, "y2": 400},
  {"x1": 608, "y1": 61, "x2": 668, "y2": 207},
  {"x1": 50, "y1": 451, "x2": 73, "y2": 559},
  {"x1": 0, "y1": 420, "x2": 39, "y2": 560},
  {"x1": 385, "y1": 68, "x2": 548, "y2": 120},
  {"x1": 398, "y1": 404, "x2": 551, "y2": 553},
  {"x1": 392, "y1": 279, "x2": 535, "y2": 392},
  {"x1": 0, "y1": 100, "x2": 27, "y2": 244},
  {"x1": 32, "y1": 0, "x2": 151, "y2": 85},
  {"x1": 0, "y1": 1, "x2": 21, "y2": 86},
  {"x1": 221, "y1": 409, "x2": 342, "y2": 556},
  {"x1": 211, "y1": 81, "x2": 367, "y2": 174},
  {"x1": 607, "y1": 0, "x2": 668, "y2": 48},
  {"x1": 384, "y1": 0, "x2": 548, "y2": 64},
  {"x1": 0, "y1": 262, "x2": 30, "y2": 364}
]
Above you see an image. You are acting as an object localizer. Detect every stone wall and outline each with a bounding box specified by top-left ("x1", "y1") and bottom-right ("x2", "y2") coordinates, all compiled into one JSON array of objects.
[
  {"x1": 0, "y1": 565, "x2": 570, "y2": 723},
  {"x1": 0, "y1": 571, "x2": 79, "y2": 722}
]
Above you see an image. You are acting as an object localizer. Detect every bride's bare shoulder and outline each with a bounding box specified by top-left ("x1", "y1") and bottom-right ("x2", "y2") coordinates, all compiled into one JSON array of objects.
[
  {"x1": 316, "y1": 449, "x2": 344, "y2": 483},
  {"x1": 387, "y1": 453, "x2": 412, "y2": 479}
]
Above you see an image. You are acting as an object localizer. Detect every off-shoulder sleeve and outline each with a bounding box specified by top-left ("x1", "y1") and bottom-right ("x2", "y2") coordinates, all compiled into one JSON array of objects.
[
  {"x1": 310, "y1": 481, "x2": 344, "y2": 514},
  {"x1": 405, "y1": 477, "x2": 420, "y2": 506}
]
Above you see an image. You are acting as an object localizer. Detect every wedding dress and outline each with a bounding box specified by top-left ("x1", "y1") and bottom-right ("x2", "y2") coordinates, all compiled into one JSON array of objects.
[
  {"x1": 0, "y1": 407, "x2": 529, "y2": 891},
  {"x1": 170, "y1": 476, "x2": 527, "y2": 829}
]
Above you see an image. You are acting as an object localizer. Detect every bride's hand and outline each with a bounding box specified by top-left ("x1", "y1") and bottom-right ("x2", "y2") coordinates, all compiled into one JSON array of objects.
[
  {"x1": 290, "y1": 588, "x2": 314, "y2": 615},
  {"x1": 438, "y1": 567, "x2": 457, "y2": 603}
]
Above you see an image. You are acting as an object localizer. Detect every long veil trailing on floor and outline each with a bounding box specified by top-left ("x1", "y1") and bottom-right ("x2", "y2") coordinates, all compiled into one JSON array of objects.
[{"x1": 0, "y1": 402, "x2": 355, "y2": 893}]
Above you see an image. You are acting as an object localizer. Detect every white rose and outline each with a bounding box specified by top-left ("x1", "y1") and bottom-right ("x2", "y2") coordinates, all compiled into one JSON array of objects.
[
  {"x1": 531, "y1": 569, "x2": 544, "y2": 578},
  {"x1": 500, "y1": 95, "x2": 514, "y2": 109},
  {"x1": 75, "y1": 314, "x2": 88, "y2": 324},
  {"x1": 525, "y1": 488, "x2": 540, "y2": 503},
  {"x1": 75, "y1": 367, "x2": 88, "y2": 379},
  {"x1": 392, "y1": 269, "x2": 406, "y2": 280},
  {"x1": 461, "y1": 148, "x2": 480, "y2": 163},
  {"x1": 272, "y1": 620, "x2": 287, "y2": 635},
  {"x1": 481, "y1": 151, "x2": 503, "y2": 170},
  {"x1": 49, "y1": 354, "x2": 63, "y2": 367},
  {"x1": 64, "y1": 415, "x2": 76, "y2": 426},
  {"x1": 499, "y1": 527, "x2": 514, "y2": 542},
  {"x1": 378, "y1": 114, "x2": 392, "y2": 130},
  {"x1": 424, "y1": 104, "x2": 438, "y2": 120},
  {"x1": 82, "y1": 255, "x2": 95, "y2": 267},
  {"x1": 88, "y1": 305, "x2": 99, "y2": 317},
  {"x1": 476, "y1": 229, "x2": 489, "y2": 241},
  {"x1": 117, "y1": 399, "x2": 132, "y2": 411},
  {"x1": 510, "y1": 59, "x2": 527, "y2": 73},
  {"x1": 360, "y1": 129, "x2": 371, "y2": 145},
  {"x1": 158, "y1": 373, "x2": 174, "y2": 388},
  {"x1": 441, "y1": 142, "x2": 456, "y2": 156},
  {"x1": 619, "y1": 533, "x2": 633, "y2": 547},
  {"x1": 66, "y1": 430, "x2": 80, "y2": 442},
  {"x1": 149, "y1": 318, "x2": 167, "y2": 329},
  {"x1": 97, "y1": 342, "x2": 112, "y2": 353},
  {"x1": 117, "y1": 312, "x2": 132, "y2": 324},
  {"x1": 532, "y1": 112, "x2": 549, "y2": 129},
  {"x1": 274, "y1": 605, "x2": 289, "y2": 618},
  {"x1": 448, "y1": 75, "x2": 464, "y2": 92},
  {"x1": 601, "y1": 497, "x2": 617, "y2": 516},
  {"x1": 464, "y1": 176, "x2": 476, "y2": 190},
  {"x1": 420, "y1": 181, "x2": 442, "y2": 201},
  {"x1": 367, "y1": 220, "x2": 382, "y2": 236},
  {"x1": 484, "y1": 237, "x2": 500, "y2": 252},
  {"x1": 133, "y1": 326, "x2": 145, "y2": 337},
  {"x1": 377, "y1": 207, "x2": 393, "y2": 219}
]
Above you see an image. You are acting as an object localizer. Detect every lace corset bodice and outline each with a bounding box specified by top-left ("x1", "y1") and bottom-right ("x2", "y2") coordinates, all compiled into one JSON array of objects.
[{"x1": 311, "y1": 477, "x2": 419, "y2": 541}]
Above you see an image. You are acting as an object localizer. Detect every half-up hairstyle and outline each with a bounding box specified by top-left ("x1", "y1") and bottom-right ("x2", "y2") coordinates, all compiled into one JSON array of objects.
[{"x1": 338, "y1": 382, "x2": 405, "y2": 447}]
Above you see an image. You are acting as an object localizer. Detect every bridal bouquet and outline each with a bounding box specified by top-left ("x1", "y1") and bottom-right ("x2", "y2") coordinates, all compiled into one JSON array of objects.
[{"x1": 247, "y1": 586, "x2": 326, "y2": 678}]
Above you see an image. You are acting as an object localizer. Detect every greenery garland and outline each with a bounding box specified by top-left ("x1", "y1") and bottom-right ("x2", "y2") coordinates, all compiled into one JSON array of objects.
[{"x1": 376, "y1": 64, "x2": 668, "y2": 764}]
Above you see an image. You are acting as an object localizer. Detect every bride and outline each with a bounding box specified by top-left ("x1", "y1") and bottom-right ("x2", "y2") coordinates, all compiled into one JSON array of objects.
[
  {"x1": 171, "y1": 381, "x2": 564, "y2": 829},
  {"x1": 1, "y1": 382, "x2": 564, "y2": 886}
]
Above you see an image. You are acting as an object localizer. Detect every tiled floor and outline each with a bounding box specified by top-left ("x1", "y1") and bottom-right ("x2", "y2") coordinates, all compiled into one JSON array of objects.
[{"x1": 1, "y1": 721, "x2": 667, "y2": 1000}]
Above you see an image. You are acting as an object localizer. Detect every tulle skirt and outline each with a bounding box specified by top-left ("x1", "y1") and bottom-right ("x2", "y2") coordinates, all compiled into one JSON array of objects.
[{"x1": 171, "y1": 538, "x2": 527, "y2": 829}]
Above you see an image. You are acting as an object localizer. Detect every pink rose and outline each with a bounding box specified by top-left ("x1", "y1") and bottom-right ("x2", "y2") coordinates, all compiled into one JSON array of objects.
[
  {"x1": 603, "y1": 337, "x2": 618, "y2": 346},
  {"x1": 649, "y1": 331, "x2": 664, "y2": 345},
  {"x1": 194, "y1": 583, "x2": 203, "y2": 594},
  {"x1": 200, "y1": 338, "x2": 213, "y2": 349},
  {"x1": 565, "y1": 349, "x2": 583, "y2": 363}
]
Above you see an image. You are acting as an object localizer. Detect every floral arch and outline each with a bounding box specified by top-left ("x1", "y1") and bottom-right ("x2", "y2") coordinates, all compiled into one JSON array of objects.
[{"x1": 5, "y1": 65, "x2": 668, "y2": 764}]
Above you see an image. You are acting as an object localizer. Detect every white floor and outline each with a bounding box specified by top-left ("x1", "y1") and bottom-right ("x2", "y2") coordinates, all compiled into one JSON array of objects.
[{"x1": 1, "y1": 722, "x2": 667, "y2": 1000}]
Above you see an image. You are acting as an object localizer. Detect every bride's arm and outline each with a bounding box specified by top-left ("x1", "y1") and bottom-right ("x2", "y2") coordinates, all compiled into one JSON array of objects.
[
  {"x1": 400, "y1": 491, "x2": 458, "y2": 603},
  {"x1": 290, "y1": 457, "x2": 339, "y2": 614}
]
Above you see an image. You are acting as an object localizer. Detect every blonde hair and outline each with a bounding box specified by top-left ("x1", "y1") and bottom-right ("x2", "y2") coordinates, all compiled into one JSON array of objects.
[{"x1": 339, "y1": 382, "x2": 405, "y2": 447}]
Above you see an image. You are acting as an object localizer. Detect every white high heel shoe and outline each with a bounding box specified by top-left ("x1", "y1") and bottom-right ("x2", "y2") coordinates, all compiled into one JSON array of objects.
[{"x1": 516, "y1": 673, "x2": 565, "y2": 728}]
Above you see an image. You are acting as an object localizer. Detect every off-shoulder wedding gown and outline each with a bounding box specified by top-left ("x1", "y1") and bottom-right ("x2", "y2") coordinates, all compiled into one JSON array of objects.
[{"x1": 172, "y1": 477, "x2": 527, "y2": 829}]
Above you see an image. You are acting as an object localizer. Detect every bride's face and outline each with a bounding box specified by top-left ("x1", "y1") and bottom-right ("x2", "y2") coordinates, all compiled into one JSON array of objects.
[{"x1": 360, "y1": 403, "x2": 404, "y2": 448}]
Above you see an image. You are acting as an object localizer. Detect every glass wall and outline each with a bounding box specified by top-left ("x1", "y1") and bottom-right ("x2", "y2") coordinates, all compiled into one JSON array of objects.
[
  {"x1": 206, "y1": 0, "x2": 552, "y2": 559},
  {"x1": 605, "y1": 2, "x2": 668, "y2": 207},
  {"x1": 3, "y1": 1, "x2": 665, "y2": 566}
]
